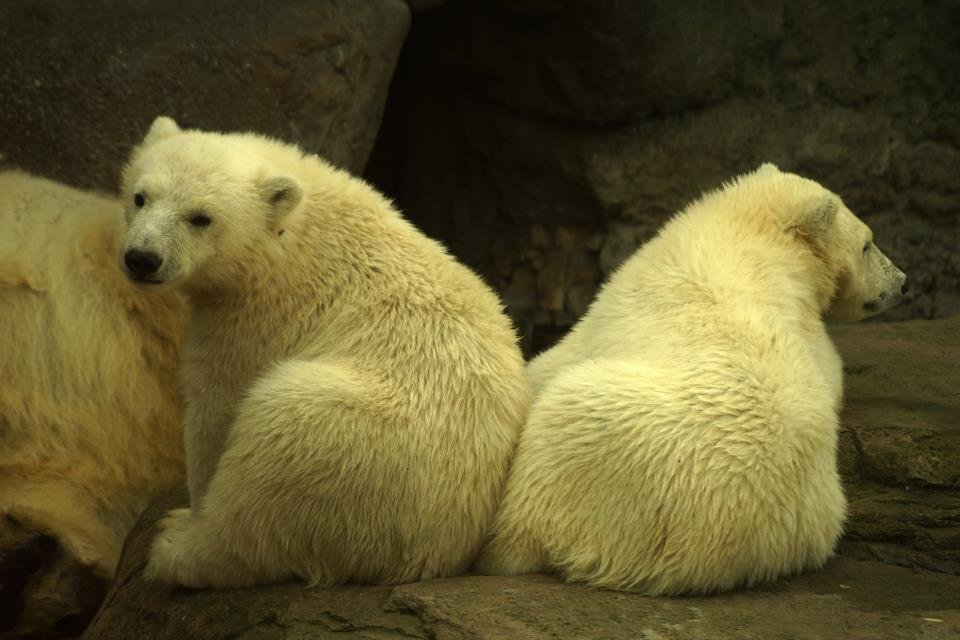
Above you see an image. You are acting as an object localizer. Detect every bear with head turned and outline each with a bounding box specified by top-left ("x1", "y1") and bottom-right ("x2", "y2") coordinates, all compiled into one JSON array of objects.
[
  {"x1": 474, "y1": 164, "x2": 907, "y2": 595},
  {"x1": 118, "y1": 117, "x2": 530, "y2": 588}
]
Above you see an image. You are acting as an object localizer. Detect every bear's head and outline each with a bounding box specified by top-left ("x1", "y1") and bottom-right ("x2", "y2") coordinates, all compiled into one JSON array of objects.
[
  {"x1": 759, "y1": 164, "x2": 908, "y2": 322},
  {"x1": 119, "y1": 116, "x2": 303, "y2": 290}
]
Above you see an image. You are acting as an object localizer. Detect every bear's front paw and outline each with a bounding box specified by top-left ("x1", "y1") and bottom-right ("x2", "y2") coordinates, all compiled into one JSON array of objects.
[{"x1": 143, "y1": 509, "x2": 193, "y2": 584}]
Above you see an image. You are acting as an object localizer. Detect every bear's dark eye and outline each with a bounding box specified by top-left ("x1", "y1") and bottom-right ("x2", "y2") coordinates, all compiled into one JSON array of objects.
[
  {"x1": 862, "y1": 241, "x2": 871, "y2": 254},
  {"x1": 189, "y1": 212, "x2": 212, "y2": 228},
  {"x1": 134, "y1": 193, "x2": 145, "y2": 208}
]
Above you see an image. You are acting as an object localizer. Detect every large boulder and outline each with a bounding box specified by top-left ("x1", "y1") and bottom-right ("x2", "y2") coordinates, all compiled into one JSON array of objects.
[
  {"x1": 373, "y1": 0, "x2": 960, "y2": 355},
  {"x1": 84, "y1": 316, "x2": 960, "y2": 638},
  {"x1": 0, "y1": 0, "x2": 410, "y2": 189}
]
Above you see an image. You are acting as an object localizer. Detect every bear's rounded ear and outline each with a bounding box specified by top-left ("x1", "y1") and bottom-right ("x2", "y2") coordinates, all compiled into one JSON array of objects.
[
  {"x1": 258, "y1": 175, "x2": 303, "y2": 218},
  {"x1": 787, "y1": 195, "x2": 838, "y2": 241},
  {"x1": 143, "y1": 116, "x2": 181, "y2": 146}
]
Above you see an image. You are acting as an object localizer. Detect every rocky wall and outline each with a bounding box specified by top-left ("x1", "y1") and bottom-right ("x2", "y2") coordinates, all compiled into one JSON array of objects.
[
  {"x1": 0, "y1": 0, "x2": 410, "y2": 189},
  {"x1": 371, "y1": 0, "x2": 960, "y2": 357}
]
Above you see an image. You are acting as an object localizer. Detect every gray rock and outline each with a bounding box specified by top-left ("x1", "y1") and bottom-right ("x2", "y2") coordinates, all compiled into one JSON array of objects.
[
  {"x1": 433, "y1": 0, "x2": 783, "y2": 124},
  {"x1": 0, "y1": 0, "x2": 410, "y2": 190},
  {"x1": 385, "y1": 0, "x2": 960, "y2": 349},
  {"x1": 841, "y1": 484, "x2": 960, "y2": 575},
  {"x1": 833, "y1": 317, "x2": 960, "y2": 489},
  {"x1": 831, "y1": 316, "x2": 960, "y2": 575}
]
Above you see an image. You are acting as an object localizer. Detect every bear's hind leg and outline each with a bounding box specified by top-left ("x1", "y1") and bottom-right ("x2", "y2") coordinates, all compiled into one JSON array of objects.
[{"x1": 145, "y1": 358, "x2": 418, "y2": 588}]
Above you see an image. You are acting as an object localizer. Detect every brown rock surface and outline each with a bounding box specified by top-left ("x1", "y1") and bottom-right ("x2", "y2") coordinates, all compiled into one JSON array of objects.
[
  {"x1": 0, "y1": 0, "x2": 410, "y2": 189},
  {"x1": 86, "y1": 556, "x2": 960, "y2": 639},
  {"x1": 84, "y1": 317, "x2": 960, "y2": 638},
  {"x1": 83, "y1": 488, "x2": 960, "y2": 639}
]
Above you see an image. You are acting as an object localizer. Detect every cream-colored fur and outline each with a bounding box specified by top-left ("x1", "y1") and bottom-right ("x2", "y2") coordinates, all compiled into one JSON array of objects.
[
  {"x1": 0, "y1": 170, "x2": 186, "y2": 578},
  {"x1": 119, "y1": 117, "x2": 530, "y2": 588},
  {"x1": 474, "y1": 164, "x2": 907, "y2": 594}
]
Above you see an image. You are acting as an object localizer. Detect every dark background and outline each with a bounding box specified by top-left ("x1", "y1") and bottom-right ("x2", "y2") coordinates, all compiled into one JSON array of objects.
[{"x1": 2, "y1": 0, "x2": 958, "y2": 358}]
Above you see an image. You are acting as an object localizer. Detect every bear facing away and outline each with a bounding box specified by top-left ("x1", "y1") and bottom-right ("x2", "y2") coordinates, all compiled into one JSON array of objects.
[
  {"x1": 474, "y1": 164, "x2": 907, "y2": 594},
  {"x1": 118, "y1": 117, "x2": 530, "y2": 588}
]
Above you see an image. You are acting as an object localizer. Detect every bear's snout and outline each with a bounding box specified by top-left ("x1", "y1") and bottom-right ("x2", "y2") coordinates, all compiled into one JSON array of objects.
[{"x1": 123, "y1": 249, "x2": 163, "y2": 282}]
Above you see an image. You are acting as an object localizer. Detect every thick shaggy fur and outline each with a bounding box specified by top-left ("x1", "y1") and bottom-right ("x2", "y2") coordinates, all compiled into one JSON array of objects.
[
  {"x1": 474, "y1": 164, "x2": 906, "y2": 594},
  {"x1": 0, "y1": 171, "x2": 186, "y2": 577},
  {"x1": 120, "y1": 117, "x2": 530, "y2": 588}
]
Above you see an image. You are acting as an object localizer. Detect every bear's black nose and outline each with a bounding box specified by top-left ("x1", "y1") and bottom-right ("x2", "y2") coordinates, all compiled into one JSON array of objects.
[
  {"x1": 124, "y1": 249, "x2": 163, "y2": 278},
  {"x1": 901, "y1": 278, "x2": 910, "y2": 295}
]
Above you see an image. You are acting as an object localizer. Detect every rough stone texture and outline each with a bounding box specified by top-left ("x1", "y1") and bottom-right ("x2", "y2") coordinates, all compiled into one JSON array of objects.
[
  {"x1": 832, "y1": 316, "x2": 960, "y2": 575},
  {"x1": 369, "y1": 0, "x2": 960, "y2": 356},
  {"x1": 83, "y1": 492, "x2": 960, "y2": 639},
  {"x1": 0, "y1": 0, "x2": 410, "y2": 191},
  {"x1": 83, "y1": 317, "x2": 960, "y2": 639},
  {"x1": 86, "y1": 558, "x2": 960, "y2": 640}
]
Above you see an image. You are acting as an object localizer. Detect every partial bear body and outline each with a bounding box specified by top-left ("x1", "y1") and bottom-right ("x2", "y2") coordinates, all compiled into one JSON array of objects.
[
  {"x1": 119, "y1": 117, "x2": 530, "y2": 588},
  {"x1": 0, "y1": 171, "x2": 186, "y2": 632},
  {"x1": 474, "y1": 164, "x2": 906, "y2": 594}
]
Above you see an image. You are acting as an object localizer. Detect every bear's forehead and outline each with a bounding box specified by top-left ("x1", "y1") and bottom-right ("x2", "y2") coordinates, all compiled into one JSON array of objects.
[
  {"x1": 147, "y1": 136, "x2": 230, "y2": 168},
  {"x1": 136, "y1": 139, "x2": 251, "y2": 193}
]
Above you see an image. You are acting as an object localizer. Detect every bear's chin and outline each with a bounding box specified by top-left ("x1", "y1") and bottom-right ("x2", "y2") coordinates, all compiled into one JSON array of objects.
[
  {"x1": 827, "y1": 296, "x2": 901, "y2": 323},
  {"x1": 864, "y1": 290, "x2": 905, "y2": 317},
  {"x1": 124, "y1": 274, "x2": 172, "y2": 290}
]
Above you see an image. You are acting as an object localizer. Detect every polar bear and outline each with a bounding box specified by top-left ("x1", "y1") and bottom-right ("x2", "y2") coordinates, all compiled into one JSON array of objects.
[
  {"x1": 474, "y1": 164, "x2": 908, "y2": 594},
  {"x1": 118, "y1": 117, "x2": 530, "y2": 588},
  {"x1": 0, "y1": 171, "x2": 186, "y2": 634}
]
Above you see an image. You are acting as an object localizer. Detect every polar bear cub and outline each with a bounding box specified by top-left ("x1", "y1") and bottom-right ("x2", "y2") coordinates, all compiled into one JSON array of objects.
[
  {"x1": 119, "y1": 117, "x2": 530, "y2": 588},
  {"x1": 475, "y1": 164, "x2": 907, "y2": 594}
]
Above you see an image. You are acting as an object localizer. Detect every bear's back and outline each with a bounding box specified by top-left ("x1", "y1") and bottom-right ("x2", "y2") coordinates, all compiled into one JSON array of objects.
[{"x1": 528, "y1": 169, "x2": 835, "y2": 397}]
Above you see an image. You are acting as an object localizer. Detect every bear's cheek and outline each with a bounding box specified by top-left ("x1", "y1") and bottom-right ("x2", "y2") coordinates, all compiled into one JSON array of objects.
[
  {"x1": 175, "y1": 240, "x2": 219, "y2": 280},
  {"x1": 824, "y1": 269, "x2": 869, "y2": 321}
]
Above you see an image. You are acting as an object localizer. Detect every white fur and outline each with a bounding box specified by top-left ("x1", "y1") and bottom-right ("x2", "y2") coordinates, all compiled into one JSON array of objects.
[
  {"x1": 0, "y1": 170, "x2": 186, "y2": 577},
  {"x1": 120, "y1": 117, "x2": 530, "y2": 588},
  {"x1": 474, "y1": 164, "x2": 906, "y2": 594}
]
